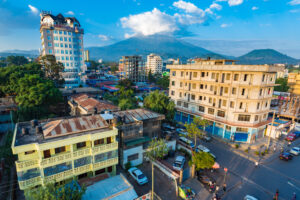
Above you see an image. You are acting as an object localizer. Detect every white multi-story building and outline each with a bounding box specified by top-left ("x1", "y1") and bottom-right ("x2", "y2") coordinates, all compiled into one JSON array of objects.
[
  {"x1": 40, "y1": 12, "x2": 85, "y2": 88},
  {"x1": 168, "y1": 59, "x2": 284, "y2": 143},
  {"x1": 146, "y1": 53, "x2": 162, "y2": 74}
]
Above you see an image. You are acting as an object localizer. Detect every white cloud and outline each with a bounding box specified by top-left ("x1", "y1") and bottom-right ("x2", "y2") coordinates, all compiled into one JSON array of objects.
[
  {"x1": 220, "y1": 23, "x2": 231, "y2": 28},
  {"x1": 174, "y1": 13, "x2": 205, "y2": 25},
  {"x1": 216, "y1": 0, "x2": 243, "y2": 6},
  {"x1": 28, "y1": 5, "x2": 39, "y2": 15},
  {"x1": 66, "y1": 11, "x2": 75, "y2": 15},
  {"x1": 205, "y1": 2, "x2": 222, "y2": 14},
  {"x1": 173, "y1": 0, "x2": 203, "y2": 13},
  {"x1": 289, "y1": 0, "x2": 300, "y2": 5},
  {"x1": 290, "y1": 9, "x2": 300, "y2": 13},
  {"x1": 98, "y1": 34, "x2": 110, "y2": 41},
  {"x1": 121, "y1": 8, "x2": 178, "y2": 36},
  {"x1": 252, "y1": 6, "x2": 259, "y2": 10}
]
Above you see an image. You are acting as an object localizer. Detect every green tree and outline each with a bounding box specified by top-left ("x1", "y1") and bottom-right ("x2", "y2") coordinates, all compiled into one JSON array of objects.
[
  {"x1": 145, "y1": 139, "x2": 169, "y2": 200},
  {"x1": 117, "y1": 79, "x2": 134, "y2": 89},
  {"x1": 274, "y1": 77, "x2": 289, "y2": 92},
  {"x1": 155, "y1": 75, "x2": 169, "y2": 90},
  {"x1": 6, "y1": 55, "x2": 29, "y2": 66},
  {"x1": 184, "y1": 117, "x2": 204, "y2": 148},
  {"x1": 144, "y1": 90, "x2": 175, "y2": 122},
  {"x1": 148, "y1": 70, "x2": 156, "y2": 83},
  {"x1": 190, "y1": 151, "x2": 215, "y2": 170},
  {"x1": 39, "y1": 55, "x2": 64, "y2": 87},
  {"x1": 25, "y1": 181, "x2": 86, "y2": 200},
  {"x1": 118, "y1": 98, "x2": 136, "y2": 110}
]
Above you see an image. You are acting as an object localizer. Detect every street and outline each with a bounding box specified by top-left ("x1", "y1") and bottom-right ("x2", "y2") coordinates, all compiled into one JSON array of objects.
[{"x1": 202, "y1": 138, "x2": 300, "y2": 200}]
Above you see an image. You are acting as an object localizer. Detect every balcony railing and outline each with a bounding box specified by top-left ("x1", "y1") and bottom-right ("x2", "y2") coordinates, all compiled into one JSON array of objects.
[
  {"x1": 41, "y1": 152, "x2": 72, "y2": 167},
  {"x1": 73, "y1": 148, "x2": 91, "y2": 159},
  {"x1": 16, "y1": 159, "x2": 39, "y2": 171},
  {"x1": 92, "y1": 142, "x2": 118, "y2": 154},
  {"x1": 93, "y1": 157, "x2": 118, "y2": 171},
  {"x1": 19, "y1": 176, "x2": 42, "y2": 190}
]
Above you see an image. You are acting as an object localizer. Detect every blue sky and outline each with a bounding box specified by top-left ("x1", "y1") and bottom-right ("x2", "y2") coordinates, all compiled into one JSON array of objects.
[{"x1": 0, "y1": 0, "x2": 300, "y2": 57}]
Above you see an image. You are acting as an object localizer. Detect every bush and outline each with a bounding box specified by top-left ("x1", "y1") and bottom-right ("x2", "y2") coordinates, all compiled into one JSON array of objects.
[
  {"x1": 254, "y1": 151, "x2": 260, "y2": 155},
  {"x1": 235, "y1": 144, "x2": 240, "y2": 149},
  {"x1": 125, "y1": 162, "x2": 131, "y2": 171},
  {"x1": 264, "y1": 149, "x2": 268, "y2": 154},
  {"x1": 244, "y1": 149, "x2": 249, "y2": 153}
]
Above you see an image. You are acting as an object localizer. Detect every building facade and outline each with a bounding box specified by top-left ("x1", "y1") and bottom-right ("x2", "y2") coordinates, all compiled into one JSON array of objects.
[
  {"x1": 119, "y1": 56, "x2": 146, "y2": 83},
  {"x1": 146, "y1": 53, "x2": 163, "y2": 74},
  {"x1": 168, "y1": 59, "x2": 282, "y2": 143},
  {"x1": 40, "y1": 12, "x2": 85, "y2": 88},
  {"x1": 288, "y1": 72, "x2": 300, "y2": 95},
  {"x1": 12, "y1": 115, "x2": 118, "y2": 190}
]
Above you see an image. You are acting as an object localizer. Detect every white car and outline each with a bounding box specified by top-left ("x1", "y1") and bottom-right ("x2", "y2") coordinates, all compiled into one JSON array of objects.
[
  {"x1": 128, "y1": 167, "x2": 148, "y2": 185},
  {"x1": 244, "y1": 195, "x2": 258, "y2": 200},
  {"x1": 196, "y1": 145, "x2": 216, "y2": 159},
  {"x1": 290, "y1": 147, "x2": 300, "y2": 155},
  {"x1": 178, "y1": 137, "x2": 195, "y2": 148},
  {"x1": 173, "y1": 155, "x2": 185, "y2": 171}
]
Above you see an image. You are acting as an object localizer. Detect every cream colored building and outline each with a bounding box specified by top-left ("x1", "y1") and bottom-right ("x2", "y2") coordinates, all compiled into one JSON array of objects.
[
  {"x1": 119, "y1": 56, "x2": 146, "y2": 83},
  {"x1": 288, "y1": 72, "x2": 300, "y2": 95},
  {"x1": 146, "y1": 53, "x2": 163, "y2": 74},
  {"x1": 168, "y1": 59, "x2": 282, "y2": 143}
]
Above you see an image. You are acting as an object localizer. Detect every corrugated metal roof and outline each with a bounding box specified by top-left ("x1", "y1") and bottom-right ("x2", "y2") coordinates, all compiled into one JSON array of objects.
[
  {"x1": 114, "y1": 108, "x2": 164, "y2": 123},
  {"x1": 42, "y1": 115, "x2": 109, "y2": 138}
]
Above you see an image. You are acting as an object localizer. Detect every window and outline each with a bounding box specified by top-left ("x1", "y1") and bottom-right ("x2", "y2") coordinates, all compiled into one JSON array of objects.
[
  {"x1": 191, "y1": 94, "x2": 195, "y2": 100},
  {"x1": 181, "y1": 71, "x2": 184, "y2": 77},
  {"x1": 244, "y1": 74, "x2": 248, "y2": 81},
  {"x1": 238, "y1": 114, "x2": 250, "y2": 122},
  {"x1": 54, "y1": 30, "x2": 58, "y2": 34},
  {"x1": 64, "y1": 31, "x2": 67, "y2": 35},
  {"x1": 107, "y1": 137, "x2": 112, "y2": 144},
  {"x1": 224, "y1": 87, "x2": 228, "y2": 94},
  {"x1": 183, "y1": 102, "x2": 188, "y2": 108},
  {"x1": 201, "y1": 72, "x2": 205, "y2": 77},
  {"x1": 68, "y1": 32, "x2": 71, "y2": 35},
  {"x1": 48, "y1": 49, "x2": 52, "y2": 54},
  {"x1": 210, "y1": 85, "x2": 213, "y2": 91},
  {"x1": 65, "y1": 44, "x2": 68, "y2": 48},
  {"x1": 55, "y1": 146, "x2": 66, "y2": 154},
  {"x1": 128, "y1": 153, "x2": 139, "y2": 161},
  {"x1": 226, "y1": 73, "x2": 231, "y2": 80},
  {"x1": 265, "y1": 101, "x2": 268, "y2": 107},
  {"x1": 241, "y1": 88, "x2": 245, "y2": 96},
  {"x1": 180, "y1": 82, "x2": 183, "y2": 87},
  {"x1": 171, "y1": 91, "x2": 175, "y2": 96},
  {"x1": 43, "y1": 150, "x2": 51, "y2": 158},
  {"x1": 54, "y1": 36, "x2": 58, "y2": 40},
  {"x1": 94, "y1": 139, "x2": 104, "y2": 146},
  {"x1": 54, "y1": 43, "x2": 59, "y2": 47},
  {"x1": 205, "y1": 85, "x2": 207, "y2": 89},
  {"x1": 64, "y1": 37, "x2": 67, "y2": 41},
  {"x1": 47, "y1": 36, "x2": 51, "y2": 40},
  {"x1": 199, "y1": 96, "x2": 203, "y2": 101},
  {"x1": 200, "y1": 84, "x2": 204, "y2": 89},
  {"x1": 69, "y1": 38, "x2": 71, "y2": 42},
  {"x1": 262, "y1": 74, "x2": 265, "y2": 82},
  {"x1": 217, "y1": 110, "x2": 225, "y2": 118},
  {"x1": 69, "y1": 44, "x2": 72, "y2": 48},
  {"x1": 259, "y1": 89, "x2": 263, "y2": 96},
  {"x1": 48, "y1": 42, "x2": 52, "y2": 47},
  {"x1": 193, "y1": 72, "x2": 197, "y2": 78},
  {"x1": 257, "y1": 103, "x2": 260, "y2": 110},
  {"x1": 211, "y1": 73, "x2": 215, "y2": 79},
  {"x1": 192, "y1": 83, "x2": 196, "y2": 89},
  {"x1": 230, "y1": 101, "x2": 234, "y2": 108},
  {"x1": 239, "y1": 102, "x2": 243, "y2": 109},
  {"x1": 199, "y1": 106, "x2": 205, "y2": 112},
  {"x1": 172, "y1": 81, "x2": 175, "y2": 86},
  {"x1": 60, "y1": 43, "x2": 63, "y2": 47},
  {"x1": 222, "y1": 100, "x2": 227, "y2": 107},
  {"x1": 208, "y1": 108, "x2": 214, "y2": 115},
  {"x1": 236, "y1": 127, "x2": 248, "y2": 132},
  {"x1": 209, "y1": 97, "x2": 212, "y2": 103},
  {"x1": 179, "y1": 92, "x2": 182, "y2": 97},
  {"x1": 255, "y1": 115, "x2": 259, "y2": 121},
  {"x1": 172, "y1": 71, "x2": 176, "y2": 76},
  {"x1": 232, "y1": 88, "x2": 236, "y2": 95},
  {"x1": 25, "y1": 150, "x2": 35, "y2": 155},
  {"x1": 60, "y1": 37, "x2": 63, "y2": 41},
  {"x1": 61, "y1": 50, "x2": 64, "y2": 54},
  {"x1": 177, "y1": 101, "x2": 182, "y2": 106},
  {"x1": 107, "y1": 166, "x2": 113, "y2": 172},
  {"x1": 234, "y1": 74, "x2": 239, "y2": 81},
  {"x1": 268, "y1": 88, "x2": 271, "y2": 95},
  {"x1": 76, "y1": 142, "x2": 86, "y2": 149}
]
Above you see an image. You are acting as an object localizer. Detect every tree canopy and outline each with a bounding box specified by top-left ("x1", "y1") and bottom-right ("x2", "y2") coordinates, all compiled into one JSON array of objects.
[
  {"x1": 145, "y1": 139, "x2": 169, "y2": 161},
  {"x1": 190, "y1": 151, "x2": 215, "y2": 170},
  {"x1": 274, "y1": 77, "x2": 289, "y2": 92},
  {"x1": 184, "y1": 117, "x2": 204, "y2": 147},
  {"x1": 156, "y1": 75, "x2": 170, "y2": 90},
  {"x1": 6, "y1": 55, "x2": 29, "y2": 66},
  {"x1": 25, "y1": 181, "x2": 86, "y2": 200},
  {"x1": 39, "y1": 55, "x2": 64, "y2": 87},
  {"x1": 144, "y1": 90, "x2": 175, "y2": 122}
]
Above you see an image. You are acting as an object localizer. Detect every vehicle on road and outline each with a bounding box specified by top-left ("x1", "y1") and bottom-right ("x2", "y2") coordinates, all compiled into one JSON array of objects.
[
  {"x1": 196, "y1": 145, "x2": 216, "y2": 159},
  {"x1": 286, "y1": 134, "x2": 296, "y2": 142},
  {"x1": 290, "y1": 147, "x2": 300, "y2": 155},
  {"x1": 173, "y1": 155, "x2": 186, "y2": 171},
  {"x1": 244, "y1": 195, "x2": 258, "y2": 200},
  {"x1": 201, "y1": 135, "x2": 212, "y2": 142},
  {"x1": 178, "y1": 137, "x2": 195, "y2": 148},
  {"x1": 177, "y1": 129, "x2": 188, "y2": 137},
  {"x1": 279, "y1": 152, "x2": 293, "y2": 161},
  {"x1": 162, "y1": 123, "x2": 175, "y2": 131},
  {"x1": 197, "y1": 175, "x2": 215, "y2": 186},
  {"x1": 128, "y1": 167, "x2": 148, "y2": 185}
]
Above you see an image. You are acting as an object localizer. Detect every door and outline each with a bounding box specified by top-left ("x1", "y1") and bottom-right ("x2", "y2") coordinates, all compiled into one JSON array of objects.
[{"x1": 43, "y1": 149, "x2": 51, "y2": 158}]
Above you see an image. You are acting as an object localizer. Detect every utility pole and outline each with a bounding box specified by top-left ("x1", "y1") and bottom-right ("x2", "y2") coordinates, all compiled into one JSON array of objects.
[{"x1": 267, "y1": 110, "x2": 276, "y2": 150}]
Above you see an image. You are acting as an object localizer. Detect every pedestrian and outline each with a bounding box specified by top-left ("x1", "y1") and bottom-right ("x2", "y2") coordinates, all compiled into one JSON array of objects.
[
  {"x1": 273, "y1": 146, "x2": 276, "y2": 152},
  {"x1": 223, "y1": 183, "x2": 226, "y2": 192},
  {"x1": 255, "y1": 161, "x2": 258, "y2": 167},
  {"x1": 215, "y1": 185, "x2": 219, "y2": 192}
]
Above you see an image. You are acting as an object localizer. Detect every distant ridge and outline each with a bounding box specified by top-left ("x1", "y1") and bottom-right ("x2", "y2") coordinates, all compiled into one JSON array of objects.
[{"x1": 0, "y1": 50, "x2": 39, "y2": 58}]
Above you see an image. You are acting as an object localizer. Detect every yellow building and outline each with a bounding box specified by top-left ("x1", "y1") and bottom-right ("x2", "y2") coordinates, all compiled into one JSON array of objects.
[
  {"x1": 168, "y1": 59, "x2": 283, "y2": 143},
  {"x1": 288, "y1": 72, "x2": 300, "y2": 95},
  {"x1": 11, "y1": 115, "x2": 118, "y2": 190}
]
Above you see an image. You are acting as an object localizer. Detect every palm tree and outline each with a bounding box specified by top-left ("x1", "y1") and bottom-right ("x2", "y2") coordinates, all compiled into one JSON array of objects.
[{"x1": 145, "y1": 139, "x2": 169, "y2": 200}]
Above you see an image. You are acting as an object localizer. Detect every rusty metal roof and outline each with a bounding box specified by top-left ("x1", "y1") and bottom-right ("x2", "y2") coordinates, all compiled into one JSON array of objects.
[
  {"x1": 72, "y1": 93, "x2": 118, "y2": 113},
  {"x1": 42, "y1": 115, "x2": 109, "y2": 138},
  {"x1": 114, "y1": 108, "x2": 164, "y2": 123}
]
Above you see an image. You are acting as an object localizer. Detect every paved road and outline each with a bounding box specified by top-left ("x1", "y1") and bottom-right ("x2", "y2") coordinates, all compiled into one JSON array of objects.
[{"x1": 201, "y1": 138, "x2": 300, "y2": 200}]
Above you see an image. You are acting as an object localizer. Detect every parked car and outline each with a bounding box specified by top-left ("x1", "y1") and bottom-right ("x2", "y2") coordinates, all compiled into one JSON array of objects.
[
  {"x1": 201, "y1": 135, "x2": 212, "y2": 142},
  {"x1": 196, "y1": 145, "x2": 216, "y2": 159},
  {"x1": 293, "y1": 131, "x2": 300, "y2": 137},
  {"x1": 173, "y1": 156, "x2": 186, "y2": 171},
  {"x1": 162, "y1": 123, "x2": 175, "y2": 131},
  {"x1": 286, "y1": 134, "x2": 296, "y2": 142},
  {"x1": 279, "y1": 152, "x2": 293, "y2": 161},
  {"x1": 244, "y1": 195, "x2": 258, "y2": 200},
  {"x1": 178, "y1": 137, "x2": 195, "y2": 148},
  {"x1": 290, "y1": 147, "x2": 300, "y2": 155},
  {"x1": 128, "y1": 167, "x2": 148, "y2": 185},
  {"x1": 197, "y1": 175, "x2": 215, "y2": 185}
]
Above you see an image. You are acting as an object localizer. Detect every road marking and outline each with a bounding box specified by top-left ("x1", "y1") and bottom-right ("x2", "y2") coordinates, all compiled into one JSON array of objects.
[{"x1": 287, "y1": 181, "x2": 300, "y2": 191}]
